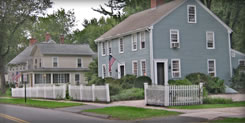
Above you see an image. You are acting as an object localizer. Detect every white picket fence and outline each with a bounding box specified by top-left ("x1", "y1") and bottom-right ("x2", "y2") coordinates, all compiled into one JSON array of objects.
[
  {"x1": 69, "y1": 84, "x2": 110, "y2": 102},
  {"x1": 11, "y1": 85, "x2": 66, "y2": 99},
  {"x1": 144, "y1": 83, "x2": 203, "y2": 106}
]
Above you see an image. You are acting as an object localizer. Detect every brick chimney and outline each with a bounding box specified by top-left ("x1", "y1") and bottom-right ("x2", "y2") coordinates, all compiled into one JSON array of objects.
[
  {"x1": 45, "y1": 32, "x2": 51, "y2": 41},
  {"x1": 60, "y1": 34, "x2": 64, "y2": 44},
  {"x1": 151, "y1": 0, "x2": 165, "y2": 8},
  {"x1": 29, "y1": 38, "x2": 37, "y2": 46}
]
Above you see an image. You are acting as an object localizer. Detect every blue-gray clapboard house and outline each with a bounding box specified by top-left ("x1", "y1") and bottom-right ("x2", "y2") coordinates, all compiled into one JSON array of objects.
[{"x1": 95, "y1": 0, "x2": 245, "y2": 86}]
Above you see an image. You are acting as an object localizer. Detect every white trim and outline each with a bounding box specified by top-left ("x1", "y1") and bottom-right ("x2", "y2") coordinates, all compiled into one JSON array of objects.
[
  {"x1": 118, "y1": 38, "x2": 124, "y2": 54},
  {"x1": 187, "y1": 5, "x2": 197, "y2": 23},
  {"x1": 170, "y1": 29, "x2": 180, "y2": 48},
  {"x1": 206, "y1": 31, "x2": 215, "y2": 49},
  {"x1": 228, "y1": 33, "x2": 233, "y2": 77},
  {"x1": 207, "y1": 59, "x2": 216, "y2": 77},
  {"x1": 76, "y1": 57, "x2": 83, "y2": 68},
  {"x1": 106, "y1": 41, "x2": 109, "y2": 55},
  {"x1": 238, "y1": 59, "x2": 245, "y2": 67},
  {"x1": 107, "y1": 64, "x2": 112, "y2": 77},
  {"x1": 140, "y1": 59, "x2": 147, "y2": 76},
  {"x1": 131, "y1": 33, "x2": 137, "y2": 51},
  {"x1": 231, "y1": 49, "x2": 245, "y2": 56},
  {"x1": 171, "y1": 59, "x2": 181, "y2": 78},
  {"x1": 109, "y1": 41, "x2": 112, "y2": 55},
  {"x1": 52, "y1": 57, "x2": 58, "y2": 68},
  {"x1": 132, "y1": 60, "x2": 138, "y2": 76},
  {"x1": 101, "y1": 42, "x2": 106, "y2": 56},
  {"x1": 149, "y1": 26, "x2": 154, "y2": 84},
  {"x1": 196, "y1": 0, "x2": 232, "y2": 33},
  {"x1": 102, "y1": 64, "x2": 106, "y2": 79},
  {"x1": 118, "y1": 63, "x2": 125, "y2": 79},
  {"x1": 154, "y1": 59, "x2": 168, "y2": 85},
  {"x1": 140, "y1": 31, "x2": 146, "y2": 49}
]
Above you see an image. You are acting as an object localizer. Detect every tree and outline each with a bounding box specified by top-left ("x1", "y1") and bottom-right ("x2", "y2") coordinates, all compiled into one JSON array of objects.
[
  {"x1": 0, "y1": 0, "x2": 52, "y2": 93},
  {"x1": 29, "y1": 8, "x2": 76, "y2": 43}
]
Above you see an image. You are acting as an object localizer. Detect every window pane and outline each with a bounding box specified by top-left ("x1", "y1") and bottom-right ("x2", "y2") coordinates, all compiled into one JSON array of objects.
[{"x1": 77, "y1": 58, "x2": 82, "y2": 67}]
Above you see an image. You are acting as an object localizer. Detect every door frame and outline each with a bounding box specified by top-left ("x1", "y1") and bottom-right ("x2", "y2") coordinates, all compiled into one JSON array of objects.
[
  {"x1": 118, "y1": 63, "x2": 125, "y2": 79},
  {"x1": 154, "y1": 59, "x2": 168, "y2": 85}
]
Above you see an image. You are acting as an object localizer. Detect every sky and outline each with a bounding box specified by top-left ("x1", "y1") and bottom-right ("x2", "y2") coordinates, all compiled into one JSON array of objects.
[{"x1": 46, "y1": 0, "x2": 109, "y2": 30}]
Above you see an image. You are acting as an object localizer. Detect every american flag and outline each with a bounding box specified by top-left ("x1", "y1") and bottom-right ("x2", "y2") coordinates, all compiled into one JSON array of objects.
[
  {"x1": 15, "y1": 72, "x2": 21, "y2": 81},
  {"x1": 109, "y1": 55, "x2": 116, "y2": 72}
]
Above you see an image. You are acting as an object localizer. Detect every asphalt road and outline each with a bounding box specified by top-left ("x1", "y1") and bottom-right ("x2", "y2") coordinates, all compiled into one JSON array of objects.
[{"x1": 0, "y1": 104, "x2": 207, "y2": 123}]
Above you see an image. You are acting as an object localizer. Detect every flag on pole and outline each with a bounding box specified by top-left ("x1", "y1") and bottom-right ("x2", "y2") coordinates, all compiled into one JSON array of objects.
[
  {"x1": 15, "y1": 72, "x2": 21, "y2": 81},
  {"x1": 109, "y1": 55, "x2": 116, "y2": 72}
]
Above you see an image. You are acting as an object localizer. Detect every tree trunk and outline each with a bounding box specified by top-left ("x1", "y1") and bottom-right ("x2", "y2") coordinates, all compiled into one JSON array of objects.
[{"x1": 0, "y1": 55, "x2": 6, "y2": 94}]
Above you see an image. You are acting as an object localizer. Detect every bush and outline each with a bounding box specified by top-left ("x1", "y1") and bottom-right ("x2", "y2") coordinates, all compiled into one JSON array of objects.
[
  {"x1": 111, "y1": 88, "x2": 144, "y2": 101},
  {"x1": 231, "y1": 67, "x2": 245, "y2": 92},
  {"x1": 205, "y1": 76, "x2": 225, "y2": 94},
  {"x1": 185, "y1": 73, "x2": 209, "y2": 85},
  {"x1": 87, "y1": 76, "x2": 105, "y2": 85},
  {"x1": 134, "y1": 76, "x2": 152, "y2": 89},
  {"x1": 120, "y1": 75, "x2": 136, "y2": 89},
  {"x1": 203, "y1": 97, "x2": 233, "y2": 104},
  {"x1": 168, "y1": 79, "x2": 192, "y2": 85}
]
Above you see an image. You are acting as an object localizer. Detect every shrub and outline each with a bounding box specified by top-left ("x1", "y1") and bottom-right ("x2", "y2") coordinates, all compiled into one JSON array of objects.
[
  {"x1": 88, "y1": 76, "x2": 105, "y2": 85},
  {"x1": 231, "y1": 67, "x2": 245, "y2": 92},
  {"x1": 203, "y1": 97, "x2": 233, "y2": 104},
  {"x1": 205, "y1": 76, "x2": 225, "y2": 94},
  {"x1": 134, "y1": 76, "x2": 152, "y2": 89},
  {"x1": 111, "y1": 88, "x2": 144, "y2": 101},
  {"x1": 120, "y1": 75, "x2": 136, "y2": 89},
  {"x1": 185, "y1": 73, "x2": 209, "y2": 85},
  {"x1": 168, "y1": 79, "x2": 192, "y2": 85}
]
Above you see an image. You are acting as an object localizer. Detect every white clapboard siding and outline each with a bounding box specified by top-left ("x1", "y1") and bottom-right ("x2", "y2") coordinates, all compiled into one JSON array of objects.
[
  {"x1": 69, "y1": 84, "x2": 110, "y2": 102},
  {"x1": 144, "y1": 83, "x2": 203, "y2": 106},
  {"x1": 11, "y1": 85, "x2": 66, "y2": 99}
]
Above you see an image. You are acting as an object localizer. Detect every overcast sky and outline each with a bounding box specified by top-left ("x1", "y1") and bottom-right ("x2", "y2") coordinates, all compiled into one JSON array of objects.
[{"x1": 46, "y1": 0, "x2": 109, "y2": 30}]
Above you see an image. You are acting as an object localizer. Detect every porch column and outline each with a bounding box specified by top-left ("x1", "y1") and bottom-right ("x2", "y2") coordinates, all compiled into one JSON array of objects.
[
  {"x1": 32, "y1": 73, "x2": 35, "y2": 86},
  {"x1": 51, "y1": 73, "x2": 53, "y2": 84}
]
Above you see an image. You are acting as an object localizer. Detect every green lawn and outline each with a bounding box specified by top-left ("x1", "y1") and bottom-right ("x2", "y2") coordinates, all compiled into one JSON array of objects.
[
  {"x1": 0, "y1": 98, "x2": 82, "y2": 108},
  {"x1": 210, "y1": 117, "x2": 245, "y2": 123},
  {"x1": 169, "y1": 101, "x2": 245, "y2": 109},
  {"x1": 83, "y1": 106, "x2": 181, "y2": 120}
]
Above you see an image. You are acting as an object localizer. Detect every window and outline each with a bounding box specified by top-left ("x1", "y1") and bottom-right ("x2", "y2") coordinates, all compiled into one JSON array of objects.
[
  {"x1": 132, "y1": 34, "x2": 137, "y2": 51},
  {"x1": 53, "y1": 57, "x2": 58, "y2": 68},
  {"x1": 206, "y1": 31, "x2": 215, "y2": 49},
  {"x1": 141, "y1": 60, "x2": 147, "y2": 76},
  {"x1": 75, "y1": 74, "x2": 80, "y2": 85},
  {"x1": 108, "y1": 64, "x2": 112, "y2": 77},
  {"x1": 132, "y1": 60, "x2": 138, "y2": 76},
  {"x1": 119, "y1": 38, "x2": 124, "y2": 53},
  {"x1": 170, "y1": 29, "x2": 180, "y2": 48},
  {"x1": 102, "y1": 64, "x2": 106, "y2": 79},
  {"x1": 239, "y1": 59, "x2": 245, "y2": 67},
  {"x1": 34, "y1": 58, "x2": 37, "y2": 69},
  {"x1": 188, "y1": 5, "x2": 196, "y2": 23},
  {"x1": 101, "y1": 42, "x2": 106, "y2": 56},
  {"x1": 108, "y1": 41, "x2": 112, "y2": 55},
  {"x1": 140, "y1": 31, "x2": 146, "y2": 49},
  {"x1": 208, "y1": 59, "x2": 216, "y2": 77},
  {"x1": 53, "y1": 74, "x2": 69, "y2": 83},
  {"x1": 35, "y1": 74, "x2": 51, "y2": 84},
  {"x1": 39, "y1": 58, "x2": 42, "y2": 68},
  {"x1": 77, "y1": 58, "x2": 82, "y2": 68},
  {"x1": 171, "y1": 59, "x2": 181, "y2": 78}
]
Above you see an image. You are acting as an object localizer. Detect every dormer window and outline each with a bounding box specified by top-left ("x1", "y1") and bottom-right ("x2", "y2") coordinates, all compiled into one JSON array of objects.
[
  {"x1": 188, "y1": 5, "x2": 196, "y2": 23},
  {"x1": 170, "y1": 29, "x2": 180, "y2": 48}
]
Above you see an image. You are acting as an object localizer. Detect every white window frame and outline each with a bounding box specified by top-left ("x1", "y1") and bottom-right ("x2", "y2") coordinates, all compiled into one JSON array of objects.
[
  {"x1": 131, "y1": 34, "x2": 137, "y2": 51},
  {"x1": 119, "y1": 38, "x2": 124, "y2": 53},
  {"x1": 207, "y1": 59, "x2": 216, "y2": 77},
  {"x1": 132, "y1": 60, "x2": 138, "y2": 76},
  {"x1": 206, "y1": 31, "x2": 215, "y2": 49},
  {"x1": 171, "y1": 59, "x2": 181, "y2": 78},
  {"x1": 118, "y1": 63, "x2": 126, "y2": 79},
  {"x1": 52, "y1": 57, "x2": 58, "y2": 68},
  {"x1": 101, "y1": 42, "x2": 106, "y2": 56},
  {"x1": 140, "y1": 59, "x2": 147, "y2": 76},
  {"x1": 140, "y1": 31, "x2": 146, "y2": 49},
  {"x1": 187, "y1": 5, "x2": 197, "y2": 23},
  {"x1": 77, "y1": 58, "x2": 83, "y2": 68},
  {"x1": 170, "y1": 29, "x2": 180, "y2": 48},
  {"x1": 107, "y1": 64, "x2": 112, "y2": 77},
  {"x1": 238, "y1": 59, "x2": 245, "y2": 67},
  {"x1": 102, "y1": 64, "x2": 106, "y2": 79}
]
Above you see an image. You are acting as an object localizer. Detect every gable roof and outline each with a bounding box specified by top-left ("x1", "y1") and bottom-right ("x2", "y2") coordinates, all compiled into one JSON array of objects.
[
  {"x1": 95, "y1": 0, "x2": 232, "y2": 42},
  {"x1": 33, "y1": 43, "x2": 95, "y2": 56},
  {"x1": 8, "y1": 46, "x2": 34, "y2": 65}
]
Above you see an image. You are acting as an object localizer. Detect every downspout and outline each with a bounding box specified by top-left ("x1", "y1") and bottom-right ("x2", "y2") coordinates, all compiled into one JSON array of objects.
[
  {"x1": 228, "y1": 31, "x2": 233, "y2": 77},
  {"x1": 149, "y1": 26, "x2": 154, "y2": 84}
]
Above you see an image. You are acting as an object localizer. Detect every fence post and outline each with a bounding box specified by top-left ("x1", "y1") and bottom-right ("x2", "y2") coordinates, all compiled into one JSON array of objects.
[
  {"x1": 80, "y1": 84, "x2": 83, "y2": 101},
  {"x1": 164, "y1": 85, "x2": 169, "y2": 106},
  {"x1": 199, "y1": 83, "x2": 203, "y2": 104},
  {"x1": 63, "y1": 85, "x2": 66, "y2": 99},
  {"x1": 106, "y1": 83, "x2": 110, "y2": 102},
  {"x1": 144, "y1": 83, "x2": 148, "y2": 105},
  {"x1": 68, "y1": 84, "x2": 71, "y2": 99},
  {"x1": 92, "y1": 84, "x2": 95, "y2": 102}
]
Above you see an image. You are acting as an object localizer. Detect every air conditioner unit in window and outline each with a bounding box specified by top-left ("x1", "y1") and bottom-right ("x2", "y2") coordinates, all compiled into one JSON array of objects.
[{"x1": 172, "y1": 43, "x2": 179, "y2": 48}]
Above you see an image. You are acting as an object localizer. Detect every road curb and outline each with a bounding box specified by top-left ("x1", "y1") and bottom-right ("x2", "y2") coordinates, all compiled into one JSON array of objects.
[{"x1": 81, "y1": 112, "x2": 110, "y2": 119}]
